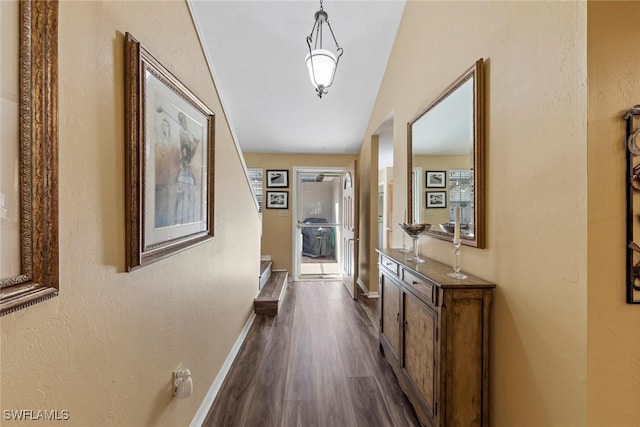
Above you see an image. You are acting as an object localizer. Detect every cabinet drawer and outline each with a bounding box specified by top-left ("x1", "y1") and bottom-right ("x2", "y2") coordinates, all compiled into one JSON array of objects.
[
  {"x1": 402, "y1": 269, "x2": 437, "y2": 306},
  {"x1": 380, "y1": 255, "x2": 399, "y2": 276}
]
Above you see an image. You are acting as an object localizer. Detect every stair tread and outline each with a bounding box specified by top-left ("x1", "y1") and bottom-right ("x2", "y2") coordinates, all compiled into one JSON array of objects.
[
  {"x1": 254, "y1": 270, "x2": 288, "y2": 316},
  {"x1": 256, "y1": 271, "x2": 288, "y2": 300}
]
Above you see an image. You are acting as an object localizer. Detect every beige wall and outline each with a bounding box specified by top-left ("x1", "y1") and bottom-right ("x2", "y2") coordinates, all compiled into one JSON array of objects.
[
  {"x1": 360, "y1": 1, "x2": 588, "y2": 425},
  {"x1": 0, "y1": 2, "x2": 261, "y2": 426},
  {"x1": 358, "y1": 135, "x2": 379, "y2": 294},
  {"x1": 244, "y1": 153, "x2": 356, "y2": 274},
  {"x1": 378, "y1": 167, "x2": 394, "y2": 250},
  {"x1": 587, "y1": 2, "x2": 640, "y2": 425}
]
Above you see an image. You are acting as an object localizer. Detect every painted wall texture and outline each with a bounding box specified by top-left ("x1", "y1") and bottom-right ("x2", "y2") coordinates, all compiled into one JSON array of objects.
[
  {"x1": 244, "y1": 153, "x2": 356, "y2": 275},
  {"x1": 3, "y1": 2, "x2": 639, "y2": 426},
  {"x1": 0, "y1": 1, "x2": 261, "y2": 426},
  {"x1": 587, "y1": 2, "x2": 640, "y2": 425},
  {"x1": 359, "y1": 1, "x2": 588, "y2": 425}
]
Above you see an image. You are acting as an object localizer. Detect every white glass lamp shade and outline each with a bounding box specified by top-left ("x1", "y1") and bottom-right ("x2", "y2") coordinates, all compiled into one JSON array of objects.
[{"x1": 305, "y1": 49, "x2": 337, "y2": 90}]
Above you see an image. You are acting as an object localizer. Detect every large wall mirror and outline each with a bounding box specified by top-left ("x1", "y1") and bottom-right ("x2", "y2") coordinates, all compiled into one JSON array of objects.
[{"x1": 407, "y1": 58, "x2": 485, "y2": 248}]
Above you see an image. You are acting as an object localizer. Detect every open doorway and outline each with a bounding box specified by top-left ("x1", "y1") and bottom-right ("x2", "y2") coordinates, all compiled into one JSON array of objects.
[
  {"x1": 293, "y1": 167, "x2": 344, "y2": 280},
  {"x1": 377, "y1": 118, "x2": 394, "y2": 249}
]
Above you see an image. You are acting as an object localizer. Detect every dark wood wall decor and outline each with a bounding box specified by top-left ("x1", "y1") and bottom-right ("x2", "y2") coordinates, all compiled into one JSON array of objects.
[
  {"x1": 377, "y1": 248, "x2": 494, "y2": 426},
  {"x1": 625, "y1": 105, "x2": 640, "y2": 303},
  {"x1": 124, "y1": 33, "x2": 215, "y2": 271},
  {"x1": 0, "y1": 0, "x2": 59, "y2": 316}
]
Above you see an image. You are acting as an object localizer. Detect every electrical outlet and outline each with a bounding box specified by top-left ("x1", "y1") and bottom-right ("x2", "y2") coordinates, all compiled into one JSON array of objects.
[{"x1": 173, "y1": 367, "x2": 193, "y2": 399}]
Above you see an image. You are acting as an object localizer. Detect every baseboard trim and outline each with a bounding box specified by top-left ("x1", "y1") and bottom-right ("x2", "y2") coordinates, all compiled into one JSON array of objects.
[
  {"x1": 357, "y1": 278, "x2": 379, "y2": 299},
  {"x1": 190, "y1": 311, "x2": 256, "y2": 427},
  {"x1": 357, "y1": 278, "x2": 368, "y2": 295},
  {"x1": 260, "y1": 255, "x2": 272, "y2": 261}
]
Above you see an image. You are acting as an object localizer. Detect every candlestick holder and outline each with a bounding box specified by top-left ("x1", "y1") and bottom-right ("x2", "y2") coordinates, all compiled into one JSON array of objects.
[{"x1": 447, "y1": 238, "x2": 468, "y2": 279}]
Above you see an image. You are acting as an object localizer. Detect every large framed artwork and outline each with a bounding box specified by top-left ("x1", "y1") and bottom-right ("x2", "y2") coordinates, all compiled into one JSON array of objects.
[
  {"x1": 1, "y1": 0, "x2": 59, "y2": 316},
  {"x1": 124, "y1": 33, "x2": 215, "y2": 271}
]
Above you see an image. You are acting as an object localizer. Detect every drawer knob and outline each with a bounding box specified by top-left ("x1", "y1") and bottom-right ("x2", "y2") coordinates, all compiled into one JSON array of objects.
[{"x1": 412, "y1": 281, "x2": 419, "y2": 286}]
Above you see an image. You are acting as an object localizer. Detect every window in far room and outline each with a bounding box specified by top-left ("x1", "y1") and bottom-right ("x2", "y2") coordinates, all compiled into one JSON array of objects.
[{"x1": 248, "y1": 168, "x2": 263, "y2": 214}]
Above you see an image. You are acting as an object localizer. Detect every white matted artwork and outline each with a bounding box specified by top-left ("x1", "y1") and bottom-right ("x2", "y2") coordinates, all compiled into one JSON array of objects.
[
  {"x1": 124, "y1": 33, "x2": 215, "y2": 270},
  {"x1": 426, "y1": 170, "x2": 446, "y2": 188},
  {"x1": 145, "y1": 89, "x2": 208, "y2": 246},
  {"x1": 266, "y1": 191, "x2": 288, "y2": 209},
  {"x1": 426, "y1": 191, "x2": 447, "y2": 208},
  {"x1": 266, "y1": 169, "x2": 289, "y2": 188}
]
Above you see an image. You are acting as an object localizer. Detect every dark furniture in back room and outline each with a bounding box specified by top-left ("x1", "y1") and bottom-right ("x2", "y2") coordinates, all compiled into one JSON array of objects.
[{"x1": 301, "y1": 217, "x2": 334, "y2": 258}]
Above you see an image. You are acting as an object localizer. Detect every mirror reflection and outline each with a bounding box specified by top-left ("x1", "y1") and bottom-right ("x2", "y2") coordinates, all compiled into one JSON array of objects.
[{"x1": 408, "y1": 59, "x2": 485, "y2": 248}]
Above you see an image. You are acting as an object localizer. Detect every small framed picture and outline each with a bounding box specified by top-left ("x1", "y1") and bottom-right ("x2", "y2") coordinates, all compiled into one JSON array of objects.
[
  {"x1": 426, "y1": 170, "x2": 446, "y2": 188},
  {"x1": 426, "y1": 191, "x2": 447, "y2": 208},
  {"x1": 266, "y1": 169, "x2": 289, "y2": 188},
  {"x1": 266, "y1": 191, "x2": 288, "y2": 209}
]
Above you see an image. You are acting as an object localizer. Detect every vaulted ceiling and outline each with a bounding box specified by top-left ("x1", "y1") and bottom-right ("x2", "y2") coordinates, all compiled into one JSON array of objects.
[{"x1": 188, "y1": 0, "x2": 406, "y2": 154}]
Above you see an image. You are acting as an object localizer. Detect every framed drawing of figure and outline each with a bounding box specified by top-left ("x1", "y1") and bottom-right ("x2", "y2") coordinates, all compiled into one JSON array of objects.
[{"x1": 124, "y1": 33, "x2": 215, "y2": 271}]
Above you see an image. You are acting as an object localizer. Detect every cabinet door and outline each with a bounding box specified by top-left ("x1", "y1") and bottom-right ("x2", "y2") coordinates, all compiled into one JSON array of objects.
[
  {"x1": 381, "y1": 273, "x2": 401, "y2": 359},
  {"x1": 403, "y1": 291, "x2": 437, "y2": 418}
]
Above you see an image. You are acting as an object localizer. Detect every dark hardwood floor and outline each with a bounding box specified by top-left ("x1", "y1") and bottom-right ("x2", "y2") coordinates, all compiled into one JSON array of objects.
[{"x1": 204, "y1": 281, "x2": 420, "y2": 427}]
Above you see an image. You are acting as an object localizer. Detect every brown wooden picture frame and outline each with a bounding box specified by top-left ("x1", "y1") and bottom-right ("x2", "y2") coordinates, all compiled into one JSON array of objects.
[
  {"x1": 0, "y1": 0, "x2": 59, "y2": 316},
  {"x1": 124, "y1": 33, "x2": 215, "y2": 271}
]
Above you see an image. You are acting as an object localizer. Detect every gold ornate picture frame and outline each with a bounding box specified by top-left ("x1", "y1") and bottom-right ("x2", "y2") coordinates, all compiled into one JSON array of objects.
[{"x1": 0, "y1": 0, "x2": 59, "y2": 316}]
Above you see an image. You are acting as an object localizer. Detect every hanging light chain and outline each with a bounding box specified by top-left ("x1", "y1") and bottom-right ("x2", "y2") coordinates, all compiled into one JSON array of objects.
[{"x1": 315, "y1": 17, "x2": 322, "y2": 50}]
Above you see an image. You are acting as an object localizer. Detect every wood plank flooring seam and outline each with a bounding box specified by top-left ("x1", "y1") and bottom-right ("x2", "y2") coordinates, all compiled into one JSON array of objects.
[
  {"x1": 206, "y1": 281, "x2": 421, "y2": 427},
  {"x1": 203, "y1": 317, "x2": 276, "y2": 427}
]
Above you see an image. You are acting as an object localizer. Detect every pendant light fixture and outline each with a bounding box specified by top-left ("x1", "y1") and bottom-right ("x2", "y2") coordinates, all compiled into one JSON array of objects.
[{"x1": 305, "y1": 0, "x2": 343, "y2": 98}]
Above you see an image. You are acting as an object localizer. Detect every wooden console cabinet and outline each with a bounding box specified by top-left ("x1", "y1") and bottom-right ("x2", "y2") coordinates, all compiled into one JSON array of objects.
[{"x1": 377, "y1": 248, "x2": 495, "y2": 427}]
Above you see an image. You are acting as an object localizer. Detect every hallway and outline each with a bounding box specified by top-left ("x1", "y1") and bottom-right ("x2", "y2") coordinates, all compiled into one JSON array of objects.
[{"x1": 204, "y1": 281, "x2": 421, "y2": 427}]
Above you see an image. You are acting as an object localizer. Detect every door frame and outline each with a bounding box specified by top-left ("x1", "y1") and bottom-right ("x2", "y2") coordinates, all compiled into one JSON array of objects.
[{"x1": 292, "y1": 166, "x2": 346, "y2": 281}]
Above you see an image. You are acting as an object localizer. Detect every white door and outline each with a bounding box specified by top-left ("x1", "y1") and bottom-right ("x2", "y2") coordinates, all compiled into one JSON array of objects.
[
  {"x1": 341, "y1": 160, "x2": 358, "y2": 299},
  {"x1": 293, "y1": 168, "x2": 342, "y2": 280}
]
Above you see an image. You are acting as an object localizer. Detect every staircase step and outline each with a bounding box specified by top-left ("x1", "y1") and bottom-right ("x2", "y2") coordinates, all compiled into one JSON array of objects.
[{"x1": 254, "y1": 270, "x2": 288, "y2": 316}]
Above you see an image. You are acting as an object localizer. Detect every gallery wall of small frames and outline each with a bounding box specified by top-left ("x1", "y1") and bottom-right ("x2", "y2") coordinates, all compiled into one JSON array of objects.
[{"x1": 266, "y1": 170, "x2": 289, "y2": 209}]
